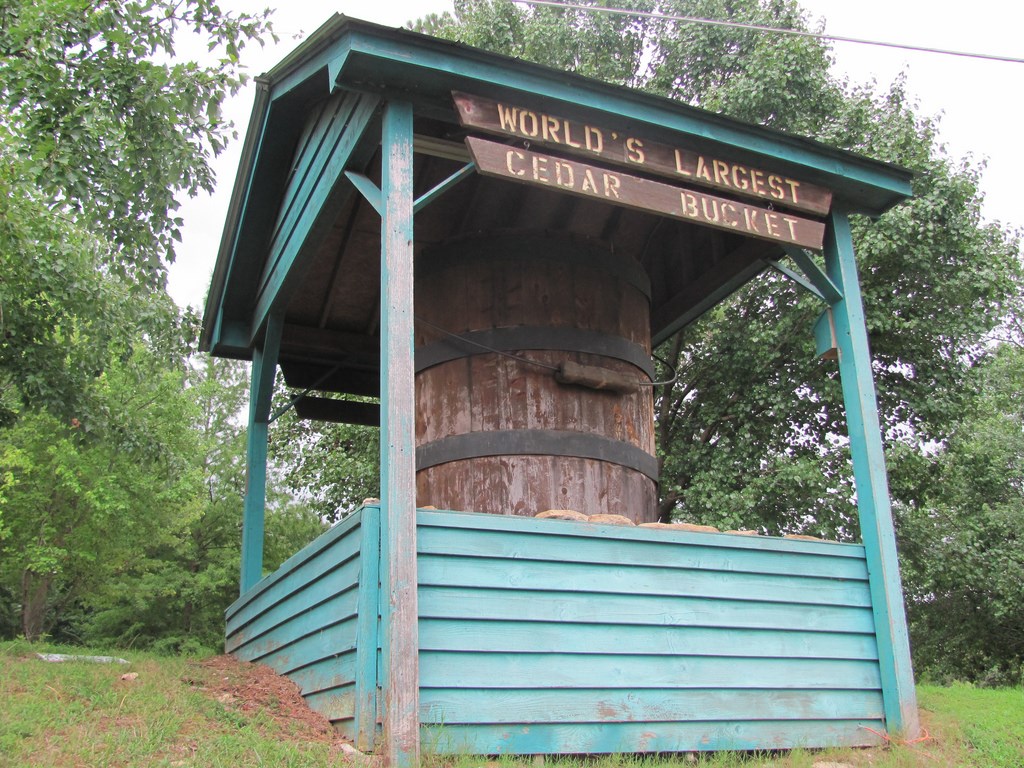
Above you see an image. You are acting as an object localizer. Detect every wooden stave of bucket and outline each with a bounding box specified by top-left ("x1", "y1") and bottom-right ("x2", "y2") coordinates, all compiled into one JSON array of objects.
[{"x1": 414, "y1": 233, "x2": 658, "y2": 523}]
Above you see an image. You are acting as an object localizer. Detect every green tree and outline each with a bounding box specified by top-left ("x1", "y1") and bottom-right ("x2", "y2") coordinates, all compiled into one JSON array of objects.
[
  {"x1": 0, "y1": 0, "x2": 274, "y2": 642},
  {"x1": 894, "y1": 344, "x2": 1024, "y2": 685},
  {"x1": 1, "y1": 0, "x2": 272, "y2": 422},
  {"x1": 81, "y1": 357, "x2": 326, "y2": 653},
  {"x1": 0, "y1": 337, "x2": 200, "y2": 641}
]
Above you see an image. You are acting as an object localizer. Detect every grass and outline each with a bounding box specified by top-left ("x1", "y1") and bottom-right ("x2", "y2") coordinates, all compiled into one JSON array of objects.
[{"x1": 2, "y1": 640, "x2": 1022, "y2": 767}]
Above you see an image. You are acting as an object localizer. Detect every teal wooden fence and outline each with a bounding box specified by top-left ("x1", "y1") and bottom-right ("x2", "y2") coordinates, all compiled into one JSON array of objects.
[
  {"x1": 226, "y1": 506, "x2": 886, "y2": 754},
  {"x1": 225, "y1": 507, "x2": 379, "y2": 746}
]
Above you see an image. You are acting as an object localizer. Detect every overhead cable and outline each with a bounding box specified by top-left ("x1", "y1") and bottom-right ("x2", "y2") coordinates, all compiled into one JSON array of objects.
[{"x1": 510, "y1": 0, "x2": 1024, "y2": 65}]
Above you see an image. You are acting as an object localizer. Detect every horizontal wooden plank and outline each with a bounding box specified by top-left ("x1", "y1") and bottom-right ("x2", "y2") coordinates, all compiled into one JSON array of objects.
[
  {"x1": 418, "y1": 585, "x2": 876, "y2": 634},
  {"x1": 453, "y1": 92, "x2": 833, "y2": 216},
  {"x1": 284, "y1": 649, "x2": 359, "y2": 696},
  {"x1": 415, "y1": 507, "x2": 864, "y2": 569},
  {"x1": 421, "y1": 718, "x2": 885, "y2": 754},
  {"x1": 227, "y1": 585, "x2": 360, "y2": 657},
  {"x1": 418, "y1": 508, "x2": 864, "y2": 553},
  {"x1": 420, "y1": 688, "x2": 884, "y2": 724},
  {"x1": 418, "y1": 553, "x2": 871, "y2": 608},
  {"x1": 418, "y1": 652, "x2": 881, "y2": 690},
  {"x1": 417, "y1": 526, "x2": 867, "y2": 581},
  {"x1": 226, "y1": 522, "x2": 363, "y2": 632},
  {"x1": 418, "y1": 619, "x2": 878, "y2": 660},
  {"x1": 467, "y1": 137, "x2": 826, "y2": 249},
  {"x1": 242, "y1": 615, "x2": 359, "y2": 675},
  {"x1": 227, "y1": 509, "x2": 364, "y2": 621},
  {"x1": 302, "y1": 682, "x2": 357, "y2": 722}
]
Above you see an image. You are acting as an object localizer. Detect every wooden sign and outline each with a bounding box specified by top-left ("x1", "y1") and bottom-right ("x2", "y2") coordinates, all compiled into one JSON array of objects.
[
  {"x1": 454, "y1": 91, "x2": 832, "y2": 216},
  {"x1": 465, "y1": 137, "x2": 826, "y2": 250}
]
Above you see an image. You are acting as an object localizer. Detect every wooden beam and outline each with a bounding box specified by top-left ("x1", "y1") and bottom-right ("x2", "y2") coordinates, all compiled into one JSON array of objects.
[
  {"x1": 279, "y1": 362, "x2": 380, "y2": 397},
  {"x1": 467, "y1": 138, "x2": 826, "y2": 250},
  {"x1": 293, "y1": 396, "x2": 380, "y2": 426},
  {"x1": 378, "y1": 100, "x2": 420, "y2": 767},
  {"x1": 249, "y1": 92, "x2": 382, "y2": 346},
  {"x1": 823, "y1": 207, "x2": 918, "y2": 737},
  {"x1": 413, "y1": 162, "x2": 476, "y2": 213},
  {"x1": 651, "y1": 238, "x2": 776, "y2": 346},
  {"x1": 240, "y1": 312, "x2": 283, "y2": 595},
  {"x1": 280, "y1": 323, "x2": 380, "y2": 362},
  {"x1": 783, "y1": 245, "x2": 843, "y2": 305}
]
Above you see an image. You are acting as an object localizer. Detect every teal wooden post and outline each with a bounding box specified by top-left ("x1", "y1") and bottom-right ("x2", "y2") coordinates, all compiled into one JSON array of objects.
[
  {"x1": 378, "y1": 100, "x2": 420, "y2": 767},
  {"x1": 824, "y1": 207, "x2": 919, "y2": 736},
  {"x1": 240, "y1": 313, "x2": 283, "y2": 595}
]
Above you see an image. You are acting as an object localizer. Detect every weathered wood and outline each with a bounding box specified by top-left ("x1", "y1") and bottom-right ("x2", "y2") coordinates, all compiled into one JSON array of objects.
[
  {"x1": 420, "y1": 688, "x2": 884, "y2": 723},
  {"x1": 417, "y1": 553, "x2": 873, "y2": 607},
  {"x1": 417, "y1": 515, "x2": 870, "y2": 578},
  {"x1": 467, "y1": 137, "x2": 826, "y2": 250},
  {"x1": 294, "y1": 396, "x2": 380, "y2": 426},
  {"x1": 353, "y1": 505, "x2": 381, "y2": 752},
  {"x1": 418, "y1": 618, "x2": 879, "y2": 660},
  {"x1": 454, "y1": 92, "x2": 834, "y2": 215},
  {"x1": 421, "y1": 719, "x2": 885, "y2": 755},
  {"x1": 226, "y1": 571, "x2": 359, "y2": 655},
  {"x1": 378, "y1": 100, "x2": 420, "y2": 768},
  {"x1": 419, "y1": 584, "x2": 874, "y2": 633},
  {"x1": 419, "y1": 653, "x2": 881, "y2": 690},
  {"x1": 415, "y1": 235, "x2": 657, "y2": 521}
]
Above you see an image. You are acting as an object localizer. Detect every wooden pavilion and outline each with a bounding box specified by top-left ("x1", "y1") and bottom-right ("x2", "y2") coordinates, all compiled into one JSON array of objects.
[{"x1": 201, "y1": 15, "x2": 919, "y2": 765}]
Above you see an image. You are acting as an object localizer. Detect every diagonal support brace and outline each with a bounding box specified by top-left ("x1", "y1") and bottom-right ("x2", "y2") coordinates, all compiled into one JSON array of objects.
[
  {"x1": 414, "y1": 162, "x2": 475, "y2": 213},
  {"x1": 783, "y1": 245, "x2": 843, "y2": 304},
  {"x1": 767, "y1": 258, "x2": 825, "y2": 301},
  {"x1": 345, "y1": 171, "x2": 383, "y2": 215}
]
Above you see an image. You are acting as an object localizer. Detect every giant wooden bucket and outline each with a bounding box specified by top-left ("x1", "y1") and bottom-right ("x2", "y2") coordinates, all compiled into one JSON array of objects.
[{"x1": 414, "y1": 233, "x2": 657, "y2": 522}]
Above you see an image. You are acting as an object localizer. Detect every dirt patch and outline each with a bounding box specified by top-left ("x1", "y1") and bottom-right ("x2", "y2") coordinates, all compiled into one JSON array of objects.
[{"x1": 185, "y1": 655, "x2": 346, "y2": 746}]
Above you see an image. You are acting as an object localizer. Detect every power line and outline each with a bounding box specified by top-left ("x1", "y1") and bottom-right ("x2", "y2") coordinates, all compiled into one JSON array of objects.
[{"x1": 510, "y1": 0, "x2": 1024, "y2": 65}]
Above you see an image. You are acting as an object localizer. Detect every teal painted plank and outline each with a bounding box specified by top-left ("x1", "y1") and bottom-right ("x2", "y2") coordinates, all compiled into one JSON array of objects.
[
  {"x1": 227, "y1": 508, "x2": 366, "y2": 622},
  {"x1": 418, "y1": 508, "x2": 868, "y2": 561},
  {"x1": 253, "y1": 95, "x2": 369, "y2": 331},
  {"x1": 418, "y1": 585, "x2": 877, "y2": 634},
  {"x1": 417, "y1": 553, "x2": 872, "y2": 608},
  {"x1": 784, "y1": 245, "x2": 842, "y2": 304},
  {"x1": 417, "y1": 525, "x2": 868, "y2": 581},
  {"x1": 418, "y1": 652, "x2": 881, "y2": 691},
  {"x1": 420, "y1": 688, "x2": 884, "y2": 724},
  {"x1": 302, "y1": 682, "x2": 357, "y2": 722},
  {"x1": 413, "y1": 162, "x2": 475, "y2": 213},
  {"x1": 249, "y1": 93, "x2": 381, "y2": 342},
  {"x1": 353, "y1": 505, "x2": 381, "y2": 752},
  {"x1": 333, "y1": 718, "x2": 358, "y2": 743},
  {"x1": 227, "y1": 584, "x2": 359, "y2": 657},
  {"x1": 378, "y1": 99, "x2": 420, "y2": 767},
  {"x1": 264, "y1": 96, "x2": 340, "y2": 261},
  {"x1": 767, "y1": 258, "x2": 826, "y2": 301},
  {"x1": 417, "y1": 619, "x2": 878, "y2": 660},
  {"x1": 246, "y1": 615, "x2": 358, "y2": 674},
  {"x1": 421, "y1": 718, "x2": 885, "y2": 755},
  {"x1": 227, "y1": 521, "x2": 362, "y2": 632},
  {"x1": 344, "y1": 170, "x2": 383, "y2": 214},
  {"x1": 284, "y1": 650, "x2": 359, "y2": 696},
  {"x1": 825, "y1": 208, "x2": 918, "y2": 735}
]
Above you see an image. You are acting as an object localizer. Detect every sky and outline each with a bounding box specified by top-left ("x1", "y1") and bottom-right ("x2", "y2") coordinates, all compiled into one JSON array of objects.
[{"x1": 169, "y1": 0, "x2": 1024, "y2": 309}]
